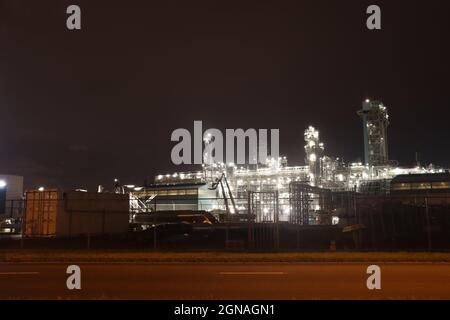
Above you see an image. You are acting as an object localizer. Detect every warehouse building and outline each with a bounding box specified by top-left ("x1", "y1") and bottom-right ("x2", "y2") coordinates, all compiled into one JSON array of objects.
[{"x1": 390, "y1": 173, "x2": 450, "y2": 205}]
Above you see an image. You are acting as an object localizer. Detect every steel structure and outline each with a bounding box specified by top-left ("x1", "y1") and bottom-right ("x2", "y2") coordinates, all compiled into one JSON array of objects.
[
  {"x1": 304, "y1": 126, "x2": 324, "y2": 186},
  {"x1": 247, "y1": 191, "x2": 279, "y2": 223},
  {"x1": 148, "y1": 99, "x2": 447, "y2": 223},
  {"x1": 289, "y1": 183, "x2": 332, "y2": 225},
  {"x1": 357, "y1": 99, "x2": 389, "y2": 166}
]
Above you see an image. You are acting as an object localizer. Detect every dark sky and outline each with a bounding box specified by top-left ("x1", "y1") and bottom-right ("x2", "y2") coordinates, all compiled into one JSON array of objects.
[{"x1": 1, "y1": 0, "x2": 449, "y2": 190}]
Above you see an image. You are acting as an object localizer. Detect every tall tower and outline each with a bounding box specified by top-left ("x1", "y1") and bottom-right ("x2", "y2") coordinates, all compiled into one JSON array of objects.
[
  {"x1": 304, "y1": 126, "x2": 324, "y2": 186},
  {"x1": 357, "y1": 99, "x2": 389, "y2": 166}
]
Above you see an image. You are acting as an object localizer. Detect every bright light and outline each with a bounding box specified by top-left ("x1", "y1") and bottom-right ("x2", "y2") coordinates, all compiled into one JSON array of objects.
[
  {"x1": 332, "y1": 216, "x2": 340, "y2": 225},
  {"x1": 38, "y1": 187, "x2": 45, "y2": 192},
  {"x1": 309, "y1": 153, "x2": 317, "y2": 162},
  {"x1": 0, "y1": 180, "x2": 6, "y2": 188},
  {"x1": 365, "y1": 99, "x2": 370, "y2": 103}
]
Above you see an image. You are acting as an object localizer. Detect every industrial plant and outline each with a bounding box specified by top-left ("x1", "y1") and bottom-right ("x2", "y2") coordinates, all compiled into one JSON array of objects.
[
  {"x1": 129, "y1": 99, "x2": 448, "y2": 223},
  {"x1": 1, "y1": 99, "x2": 450, "y2": 250}
]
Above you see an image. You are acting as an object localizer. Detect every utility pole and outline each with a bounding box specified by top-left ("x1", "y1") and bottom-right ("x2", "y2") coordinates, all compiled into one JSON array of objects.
[
  {"x1": 153, "y1": 209, "x2": 157, "y2": 250},
  {"x1": 425, "y1": 197, "x2": 432, "y2": 251}
]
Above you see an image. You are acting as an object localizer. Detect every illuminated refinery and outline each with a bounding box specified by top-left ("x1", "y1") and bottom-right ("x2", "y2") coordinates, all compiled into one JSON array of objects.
[{"x1": 128, "y1": 99, "x2": 447, "y2": 224}]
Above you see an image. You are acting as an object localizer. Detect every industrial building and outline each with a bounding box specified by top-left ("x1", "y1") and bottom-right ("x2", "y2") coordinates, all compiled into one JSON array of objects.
[
  {"x1": 129, "y1": 99, "x2": 447, "y2": 226},
  {"x1": 390, "y1": 173, "x2": 450, "y2": 205},
  {"x1": 130, "y1": 182, "x2": 217, "y2": 212}
]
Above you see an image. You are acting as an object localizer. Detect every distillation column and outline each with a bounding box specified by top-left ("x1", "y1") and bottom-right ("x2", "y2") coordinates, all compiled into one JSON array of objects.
[
  {"x1": 357, "y1": 99, "x2": 389, "y2": 166},
  {"x1": 304, "y1": 126, "x2": 324, "y2": 186}
]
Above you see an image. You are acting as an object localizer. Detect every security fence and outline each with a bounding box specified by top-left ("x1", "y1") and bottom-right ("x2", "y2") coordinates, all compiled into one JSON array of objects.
[{"x1": 1, "y1": 192, "x2": 449, "y2": 251}]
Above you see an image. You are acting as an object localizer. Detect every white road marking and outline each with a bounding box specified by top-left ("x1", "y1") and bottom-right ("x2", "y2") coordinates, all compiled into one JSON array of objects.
[
  {"x1": 219, "y1": 271, "x2": 285, "y2": 275},
  {"x1": 0, "y1": 272, "x2": 40, "y2": 275}
]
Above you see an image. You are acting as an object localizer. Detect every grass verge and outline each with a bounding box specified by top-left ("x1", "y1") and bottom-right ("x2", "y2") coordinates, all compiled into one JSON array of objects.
[{"x1": 2, "y1": 250, "x2": 450, "y2": 263}]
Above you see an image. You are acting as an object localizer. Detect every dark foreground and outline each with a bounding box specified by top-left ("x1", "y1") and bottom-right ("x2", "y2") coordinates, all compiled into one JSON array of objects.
[{"x1": 1, "y1": 263, "x2": 450, "y2": 299}]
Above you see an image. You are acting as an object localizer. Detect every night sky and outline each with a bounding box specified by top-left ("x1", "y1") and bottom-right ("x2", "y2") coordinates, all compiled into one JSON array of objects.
[{"x1": 1, "y1": 0, "x2": 449, "y2": 190}]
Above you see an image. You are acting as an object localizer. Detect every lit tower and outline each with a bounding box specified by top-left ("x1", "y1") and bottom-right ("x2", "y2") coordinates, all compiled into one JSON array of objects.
[
  {"x1": 304, "y1": 126, "x2": 324, "y2": 186},
  {"x1": 357, "y1": 99, "x2": 389, "y2": 166}
]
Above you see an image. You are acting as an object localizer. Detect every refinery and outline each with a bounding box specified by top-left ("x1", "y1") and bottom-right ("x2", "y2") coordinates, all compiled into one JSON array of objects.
[
  {"x1": 1, "y1": 99, "x2": 449, "y2": 250},
  {"x1": 127, "y1": 99, "x2": 448, "y2": 225}
]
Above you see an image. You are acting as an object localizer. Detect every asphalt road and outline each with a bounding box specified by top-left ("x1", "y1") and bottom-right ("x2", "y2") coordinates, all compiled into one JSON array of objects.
[{"x1": 1, "y1": 263, "x2": 450, "y2": 299}]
